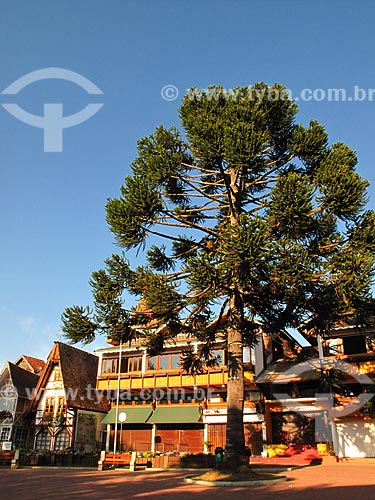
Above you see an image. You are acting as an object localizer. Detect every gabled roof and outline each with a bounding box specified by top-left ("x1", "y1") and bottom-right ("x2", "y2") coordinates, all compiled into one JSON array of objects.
[
  {"x1": 14, "y1": 355, "x2": 45, "y2": 374},
  {"x1": 30, "y1": 342, "x2": 108, "y2": 413},
  {"x1": 6, "y1": 362, "x2": 39, "y2": 399}
]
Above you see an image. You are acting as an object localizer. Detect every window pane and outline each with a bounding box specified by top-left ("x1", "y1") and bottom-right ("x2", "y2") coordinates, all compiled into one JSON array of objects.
[
  {"x1": 0, "y1": 426, "x2": 11, "y2": 441},
  {"x1": 36, "y1": 429, "x2": 50, "y2": 450},
  {"x1": 147, "y1": 357, "x2": 156, "y2": 370},
  {"x1": 45, "y1": 398, "x2": 54, "y2": 414},
  {"x1": 170, "y1": 355, "x2": 180, "y2": 369},
  {"x1": 132, "y1": 357, "x2": 142, "y2": 371},
  {"x1": 55, "y1": 430, "x2": 70, "y2": 451},
  {"x1": 120, "y1": 358, "x2": 129, "y2": 373},
  {"x1": 159, "y1": 355, "x2": 169, "y2": 370},
  {"x1": 102, "y1": 358, "x2": 118, "y2": 374},
  {"x1": 14, "y1": 428, "x2": 28, "y2": 448},
  {"x1": 213, "y1": 350, "x2": 224, "y2": 365}
]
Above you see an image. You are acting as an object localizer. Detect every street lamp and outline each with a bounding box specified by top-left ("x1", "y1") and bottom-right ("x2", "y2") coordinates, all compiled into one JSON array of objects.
[
  {"x1": 111, "y1": 339, "x2": 123, "y2": 454},
  {"x1": 118, "y1": 411, "x2": 127, "y2": 452}
]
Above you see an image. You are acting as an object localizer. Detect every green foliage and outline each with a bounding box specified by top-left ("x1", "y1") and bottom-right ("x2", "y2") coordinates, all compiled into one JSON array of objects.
[
  {"x1": 62, "y1": 82, "x2": 375, "y2": 359},
  {"x1": 61, "y1": 83, "x2": 375, "y2": 470},
  {"x1": 317, "y1": 143, "x2": 369, "y2": 218},
  {"x1": 61, "y1": 306, "x2": 98, "y2": 345}
]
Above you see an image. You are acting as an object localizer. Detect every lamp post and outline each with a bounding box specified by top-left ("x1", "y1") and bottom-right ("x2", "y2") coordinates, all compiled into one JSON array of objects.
[
  {"x1": 118, "y1": 411, "x2": 127, "y2": 452},
  {"x1": 113, "y1": 340, "x2": 123, "y2": 454}
]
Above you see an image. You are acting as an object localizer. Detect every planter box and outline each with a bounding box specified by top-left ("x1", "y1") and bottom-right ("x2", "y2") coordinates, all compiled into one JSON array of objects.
[
  {"x1": 152, "y1": 455, "x2": 214, "y2": 469},
  {"x1": 19, "y1": 452, "x2": 99, "y2": 467}
]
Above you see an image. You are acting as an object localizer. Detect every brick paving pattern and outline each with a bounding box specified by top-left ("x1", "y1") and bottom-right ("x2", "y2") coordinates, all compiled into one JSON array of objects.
[{"x1": 0, "y1": 463, "x2": 374, "y2": 500}]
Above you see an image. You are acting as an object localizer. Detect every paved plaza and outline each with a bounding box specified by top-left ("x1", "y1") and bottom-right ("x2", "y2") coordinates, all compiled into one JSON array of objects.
[{"x1": 0, "y1": 463, "x2": 374, "y2": 500}]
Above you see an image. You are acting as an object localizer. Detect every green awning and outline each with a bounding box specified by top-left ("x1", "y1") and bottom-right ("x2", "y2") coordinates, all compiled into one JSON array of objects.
[
  {"x1": 147, "y1": 405, "x2": 202, "y2": 424},
  {"x1": 101, "y1": 407, "x2": 153, "y2": 425}
]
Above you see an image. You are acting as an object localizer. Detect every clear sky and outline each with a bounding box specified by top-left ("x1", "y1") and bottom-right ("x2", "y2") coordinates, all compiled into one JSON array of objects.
[{"x1": 1, "y1": 0, "x2": 375, "y2": 367}]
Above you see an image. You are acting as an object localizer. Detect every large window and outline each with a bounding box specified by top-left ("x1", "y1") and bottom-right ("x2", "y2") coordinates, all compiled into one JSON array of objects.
[
  {"x1": 146, "y1": 353, "x2": 181, "y2": 371},
  {"x1": 55, "y1": 430, "x2": 70, "y2": 451},
  {"x1": 101, "y1": 358, "x2": 118, "y2": 374},
  {"x1": 101, "y1": 356, "x2": 143, "y2": 374},
  {"x1": 14, "y1": 428, "x2": 28, "y2": 448},
  {"x1": 35, "y1": 429, "x2": 51, "y2": 450}
]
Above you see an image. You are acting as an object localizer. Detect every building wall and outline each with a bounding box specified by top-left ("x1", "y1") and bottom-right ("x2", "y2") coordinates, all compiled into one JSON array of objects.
[
  {"x1": 114, "y1": 427, "x2": 153, "y2": 452},
  {"x1": 155, "y1": 425, "x2": 204, "y2": 453},
  {"x1": 336, "y1": 420, "x2": 375, "y2": 458}
]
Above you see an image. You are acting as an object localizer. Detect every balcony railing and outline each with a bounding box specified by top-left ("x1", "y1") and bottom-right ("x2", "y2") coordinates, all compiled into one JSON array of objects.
[{"x1": 97, "y1": 368, "x2": 254, "y2": 391}]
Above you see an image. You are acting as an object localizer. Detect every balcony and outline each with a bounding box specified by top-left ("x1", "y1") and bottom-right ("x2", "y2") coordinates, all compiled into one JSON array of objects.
[{"x1": 97, "y1": 367, "x2": 254, "y2": 391}]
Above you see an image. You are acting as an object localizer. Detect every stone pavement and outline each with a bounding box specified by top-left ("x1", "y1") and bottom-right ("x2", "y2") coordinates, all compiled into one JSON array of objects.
[{"x1": 0, "y1": 462, "x2": 374, "y2": 500}]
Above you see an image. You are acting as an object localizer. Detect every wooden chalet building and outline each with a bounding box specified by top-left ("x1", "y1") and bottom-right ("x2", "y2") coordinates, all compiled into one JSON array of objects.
[
  {"x1": 255, "y1": 326, "x2": 375, "y2": 458},
  {"x1": 0, "y1": 356, "x2": 44, "y2": 449},
  {"x1": 96, "y1": 330, "x2": 265, "y2": 455},
  {"x1": 29, "y1": 342, "x2": 108, "y2": 452}
]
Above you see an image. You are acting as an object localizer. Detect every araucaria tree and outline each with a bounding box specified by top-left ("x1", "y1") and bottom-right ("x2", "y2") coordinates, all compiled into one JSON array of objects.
[{"x1": 62, "y1": 84, "x2": 375, "y2": 471}]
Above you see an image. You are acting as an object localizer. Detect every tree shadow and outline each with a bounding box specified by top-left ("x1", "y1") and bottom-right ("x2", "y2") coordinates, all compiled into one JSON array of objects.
[{"x1": 0, "y1": 466, "x2": 373, "y2": 500}]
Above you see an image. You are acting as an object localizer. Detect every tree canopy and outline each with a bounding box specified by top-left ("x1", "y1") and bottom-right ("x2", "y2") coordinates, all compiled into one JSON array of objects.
[{"x1": 62, "y1": 84, "x2": 375, "y2": 469}]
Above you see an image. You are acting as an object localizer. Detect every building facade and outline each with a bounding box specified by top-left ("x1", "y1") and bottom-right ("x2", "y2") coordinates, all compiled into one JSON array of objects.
[
  {"x1": 96, "y1": 332, "x2": 264, "y2": 455},
  {"x1": 0, "y1": 356, "x2": 44, "y2": 450},
  {"x1": 29, "y1": 342, "x2": 108, "y2": 452},
  {"x1": 256, "y1": 327, "x2": 375, "y2": 458}
]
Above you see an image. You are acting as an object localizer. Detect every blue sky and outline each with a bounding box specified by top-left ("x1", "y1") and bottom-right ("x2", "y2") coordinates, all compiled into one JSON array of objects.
[{"x1": 1, "y1": 0, "x2": 375, "y2": 367}]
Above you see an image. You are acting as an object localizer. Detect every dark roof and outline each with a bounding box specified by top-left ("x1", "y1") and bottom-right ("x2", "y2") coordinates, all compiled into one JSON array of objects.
[
  {"x1": 8, "y1": 362, "x2": 39, "y2": 398},
  {"x1": 31, "y1": 342, "x2": 108, "y2": 413},
  {"x1": 58, "y1": 342, "x2": 108, "y2": 411}
]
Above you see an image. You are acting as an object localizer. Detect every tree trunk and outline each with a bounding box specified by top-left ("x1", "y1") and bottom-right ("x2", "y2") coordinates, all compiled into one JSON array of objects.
[{"x1": 223, "y1": 294, "x2": 247, "y2": 470}]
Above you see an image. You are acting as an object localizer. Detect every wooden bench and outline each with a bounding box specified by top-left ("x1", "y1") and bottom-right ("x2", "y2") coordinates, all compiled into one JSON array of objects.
[
  {"x1": 98, "y1": 451, "x2": 149, "y2": 471},
  {"x1": 0, "y1": 450, "x2": 19, "y2": 468}
]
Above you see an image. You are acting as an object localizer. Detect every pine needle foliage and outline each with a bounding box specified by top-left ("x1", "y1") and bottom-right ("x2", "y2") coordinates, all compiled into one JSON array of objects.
[{"x1": 61, "y1": 84, "x2": 375, "y2": 469}]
